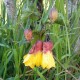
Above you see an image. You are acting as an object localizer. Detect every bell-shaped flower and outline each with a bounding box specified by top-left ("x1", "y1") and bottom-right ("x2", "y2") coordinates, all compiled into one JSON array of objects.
[
  {"x1": 41, "y1": 41, "x2": 55, "y2": 69},
  {"x1": 23, "y1": 41, "x2": 43, "y2": 68}
]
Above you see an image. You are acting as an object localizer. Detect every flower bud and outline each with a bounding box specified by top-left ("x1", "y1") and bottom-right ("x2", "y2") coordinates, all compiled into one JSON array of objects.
[
  {"x1": 49, "y1": 8, "x2": 58, "y2": 22},
  {"x1": 24, "y1": 29, "x2": 32, "y2": 41}
]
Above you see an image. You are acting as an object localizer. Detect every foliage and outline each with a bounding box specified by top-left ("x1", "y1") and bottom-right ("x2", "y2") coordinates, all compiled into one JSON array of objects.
[{"x1": 0, "y1": 0, "x2": 80, "y2": 80}]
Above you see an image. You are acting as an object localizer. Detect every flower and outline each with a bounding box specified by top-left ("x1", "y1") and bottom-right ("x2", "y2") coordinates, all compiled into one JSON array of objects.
[
  {"x1": 41, "y1": 41, "x2": 55, "y2": 69},
  {"x1": 24, "y1": 29, "x2": 32, "y2": 41},
  {"x1": 23, "y1": 40, "x2": 55, "y2": 69},
  {"x1": 23, "y1": 41, "x2": 43, "y2": 68}
]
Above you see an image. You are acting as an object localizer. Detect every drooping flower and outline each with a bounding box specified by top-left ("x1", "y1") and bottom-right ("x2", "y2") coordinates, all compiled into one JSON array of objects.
[
  {"x1": 41, "y1": 41, "x2": 55, "y2": 69},
  {"x1": 24, "y1": 29, "x2": 32, "y2": 41},
  {"x1": 23, "y1": 41, "x2": 43, "y2": 68}
]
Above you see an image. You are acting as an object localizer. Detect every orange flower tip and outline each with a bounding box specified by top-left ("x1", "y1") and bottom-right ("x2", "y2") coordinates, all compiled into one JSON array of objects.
[
  {"x1": 49, "y1": 8, "x2": 58, "y2": 22},
  {"x1": 24, "y1": 29, "x2": 32, "y2": 41},
  {"x1": 34, "y1": 40, "x2": 43, "y2": 52},
  {"x1": 43, "y1": 41, "x2": 53, "y2": 53}
]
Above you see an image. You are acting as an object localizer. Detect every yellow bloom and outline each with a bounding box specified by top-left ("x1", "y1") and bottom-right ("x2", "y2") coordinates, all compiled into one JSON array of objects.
[
  {"x1": 23, "y1": 40, "x2": 55, "y2": 69},
  {"x1": 41, "y1": 41, "x2": 55, "y2": 69},
  {"x1": 23, "y1": 53, "x2": 35, "y2": 68},
  {"x1": 23, "y1": 51, "x2": 42, "y2": 68},
  {"x1": 35, "y1": 51, "x2": 42, "y2": 66},
  {"x1": 23, "y1": 40, "x2": 43, "y2": 68},
  {"x1": 41, "y1": 51, "x2": 55, "y2": 69}
]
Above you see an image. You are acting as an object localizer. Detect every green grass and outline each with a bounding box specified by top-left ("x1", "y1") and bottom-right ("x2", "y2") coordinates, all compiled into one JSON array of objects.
[{"x1": 0, "y1": 0, "x2": 80, "y2": 80}]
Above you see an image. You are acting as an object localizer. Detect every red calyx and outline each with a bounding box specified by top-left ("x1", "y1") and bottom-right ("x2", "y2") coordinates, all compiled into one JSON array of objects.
[
  {"x1": 34, "y1": 40, "x2": 43, "y2": 52},
  {"x1": 24, "y1": 29, "x2": 32, "y2": 41},
  {"x1": 29, "y1": 40, "x2": 43, "y2": 54},
  {"x1": 43, "y1": 41, "x2": 53, "y2": 53}
]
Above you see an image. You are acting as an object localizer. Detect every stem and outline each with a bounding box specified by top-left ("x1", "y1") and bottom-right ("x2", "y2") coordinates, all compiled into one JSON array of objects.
[
  {"x1": 54, "y1": 56, "x2": 78, "y2": 80},
  {"x1": 33, "y1": 67, "x2": 46, "y2": 80}
]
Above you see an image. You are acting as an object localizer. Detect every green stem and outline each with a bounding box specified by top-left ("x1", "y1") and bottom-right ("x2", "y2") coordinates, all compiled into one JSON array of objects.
[{"x1": 33, "y1": 67, "x2": 46, "y2": 80}]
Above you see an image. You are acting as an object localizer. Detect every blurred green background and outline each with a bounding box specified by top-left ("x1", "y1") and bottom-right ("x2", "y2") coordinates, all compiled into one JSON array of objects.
[{"x1": 0, "y1": 0, "x2": 80, "y2": 80}]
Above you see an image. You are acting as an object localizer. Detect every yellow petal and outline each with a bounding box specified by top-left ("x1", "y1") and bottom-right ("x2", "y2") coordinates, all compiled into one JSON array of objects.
[
  {"x1": 41, "y1": 51, "x2": 55, "y2": 69},
  {"x1": 23, "y1": 54, "x2": 35, "y2": 68},
  {"x1": 23, "y1": 51, "x2": 42, "y2": 68},
  {"x1": 34, "y1": 51, "x2": 42, "y2": 67},
  {"x1": 23, "y1": 54, "x2": 31, "y2": 63}
]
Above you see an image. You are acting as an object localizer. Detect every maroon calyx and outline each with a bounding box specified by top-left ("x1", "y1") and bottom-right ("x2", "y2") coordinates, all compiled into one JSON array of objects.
[
  {"x1": 43, "y1": 41, "x2": 53, "y2": 53},
  {"x1": 29, "y1": 40, "x2": 43, "y2": 54},
  {"x1": 34, "y1": 40, "x2": 43, "y2": 53}
]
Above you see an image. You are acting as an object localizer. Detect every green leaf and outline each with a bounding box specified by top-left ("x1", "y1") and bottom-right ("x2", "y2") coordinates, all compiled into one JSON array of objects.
[
  {"x1": 36, "y1": 78, "x2": 43, "y2": 80},
  {"x1": 6, "y1": 77, "x2": 14, "y2": 80}
]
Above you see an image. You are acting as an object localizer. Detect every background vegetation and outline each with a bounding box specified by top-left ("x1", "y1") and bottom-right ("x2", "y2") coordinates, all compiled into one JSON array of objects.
[{"x1": 0, "y1": 0, "x2": 80, "y2": 80}]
